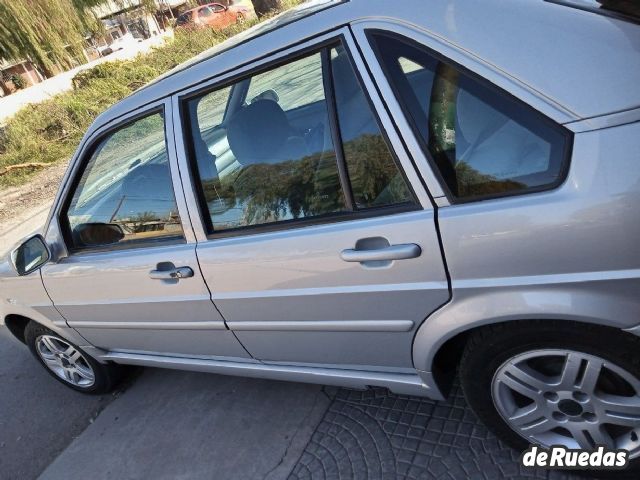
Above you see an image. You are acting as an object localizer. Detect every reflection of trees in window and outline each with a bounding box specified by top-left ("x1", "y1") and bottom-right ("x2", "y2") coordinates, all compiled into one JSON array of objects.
[
  {"x1": 428, "y1": 63, "x2": 459, "y2": 195},
  {"x1": 119, "y1": 210, "x2": 182, "y2": 236},
  {"x1": 342, "y1": 134, "x2": 411, "y2": 208},
  {"x1": 455, "y1": 162, "x2": 525, "y2": 198},
  {"x1": 202, "y1": 134, "x2": 413, "y2": 229},
  {"x1": 202, "y1": 148, "x2": 345, "y2": 227}
]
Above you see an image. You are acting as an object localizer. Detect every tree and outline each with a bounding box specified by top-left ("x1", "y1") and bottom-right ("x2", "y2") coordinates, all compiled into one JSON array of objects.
[
  {"x1": 0, "y1": 0, "x2": 103, "y2": 77},
  {"x1": 250, "y1": 0, "x2": 282, "y2": 18}
]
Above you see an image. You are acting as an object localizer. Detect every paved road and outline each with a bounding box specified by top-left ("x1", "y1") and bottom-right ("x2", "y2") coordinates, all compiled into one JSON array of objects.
[
  {"x1": 0, "y1": 327, "x2": 114, "y2": 480},
  {"x1": 1, "y1": 322, "x2": 584, "y2": 480},
  {"x1": 40, "y1": 370, "x2": 330, "y2": 480}
]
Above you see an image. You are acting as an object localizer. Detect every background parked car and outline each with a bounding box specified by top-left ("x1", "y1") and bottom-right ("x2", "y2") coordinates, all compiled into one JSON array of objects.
[{"x1": 175, "y1": 3, "x2": 250, "y2": 30}]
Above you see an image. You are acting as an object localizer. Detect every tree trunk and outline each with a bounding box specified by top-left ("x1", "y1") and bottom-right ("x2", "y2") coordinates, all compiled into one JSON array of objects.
[{"x1": 250, "y1": 0, "x2": 282, "y2": 18}]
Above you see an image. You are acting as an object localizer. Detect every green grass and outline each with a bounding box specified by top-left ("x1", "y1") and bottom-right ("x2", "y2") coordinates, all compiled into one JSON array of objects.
[{"x1": 0, "y1": 0, "x2": 302, "y2": 188}]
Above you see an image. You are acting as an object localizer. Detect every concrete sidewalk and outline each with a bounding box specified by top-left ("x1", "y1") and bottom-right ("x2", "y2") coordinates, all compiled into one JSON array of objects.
[
  {"x1": 0, "y1": 328, "x2": 115, "y2": 480},
  {"x1": 38, "y1": 369, "x2": 331, "y2": 480}
]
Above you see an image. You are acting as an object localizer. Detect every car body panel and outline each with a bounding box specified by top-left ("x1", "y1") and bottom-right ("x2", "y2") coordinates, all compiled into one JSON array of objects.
[
  {"x1": 0, "y1": 260, "x2": 90, "y2": 350},
  {"x1": 37, "y1": 99, "x2": 251, "y2": 360},
  {"x1": 40, "y1": 243, "x2": 251, "y2": 359},
  {"x1": 169, "y1": 27, "x2": 449, "y2": 370},
  {"x1": 196, "y1": 210, "x2": 449, "y2": 369},
  {"x1": 413, "y1": 120, "x2": 640, "y2": 371},
  {"x1": 0, "y1": 0, "x2": 638, "y2": 400}
]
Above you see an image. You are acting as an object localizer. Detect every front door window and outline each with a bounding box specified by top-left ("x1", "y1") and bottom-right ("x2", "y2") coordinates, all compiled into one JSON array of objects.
[{"x1": 62, "y1": 112, "x2": 183, "y2": 251}]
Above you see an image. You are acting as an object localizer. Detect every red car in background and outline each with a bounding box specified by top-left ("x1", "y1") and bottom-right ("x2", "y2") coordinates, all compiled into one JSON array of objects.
[{"x1": 175, "y1": 2, "x2": 250, "y2": 30}]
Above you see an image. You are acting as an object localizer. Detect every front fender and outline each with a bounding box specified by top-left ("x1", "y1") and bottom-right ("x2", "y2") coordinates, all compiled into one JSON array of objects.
[{"x1": 0, "y1": 261, "x2": 89, "y2": 347}]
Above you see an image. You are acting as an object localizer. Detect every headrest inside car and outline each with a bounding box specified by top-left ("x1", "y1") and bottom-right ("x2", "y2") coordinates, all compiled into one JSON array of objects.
[{"x1": 226, "y1": 99, "x2": 291, "y2": 164}]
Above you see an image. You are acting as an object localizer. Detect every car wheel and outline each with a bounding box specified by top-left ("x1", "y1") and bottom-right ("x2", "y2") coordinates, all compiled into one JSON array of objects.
[
  {"x1": 459, "y1": 321, "x2": 640, "y2": 471},
  {"x1": 25, "y1": 321, "x2": 122, "y2": 394}
]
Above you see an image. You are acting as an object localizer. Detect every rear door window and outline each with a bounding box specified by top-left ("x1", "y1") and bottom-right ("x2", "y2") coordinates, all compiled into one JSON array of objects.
[{"x1": 184, "y1": 41, "x2": 417, "y2": 234}]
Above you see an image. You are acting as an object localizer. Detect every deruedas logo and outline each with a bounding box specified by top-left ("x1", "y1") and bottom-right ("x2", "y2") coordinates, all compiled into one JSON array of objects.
[{"x1": 521, "y1": 445, "x2": 629, "y2": 469}]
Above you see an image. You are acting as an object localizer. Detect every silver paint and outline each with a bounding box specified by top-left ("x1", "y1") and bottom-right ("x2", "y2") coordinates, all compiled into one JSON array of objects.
[{"x1": 0, "y1": 0, "x2": 638, "y2": 401}]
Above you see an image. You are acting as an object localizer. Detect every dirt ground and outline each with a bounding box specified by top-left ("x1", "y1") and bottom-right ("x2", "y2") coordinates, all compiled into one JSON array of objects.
[{"x1": 0, "y1": 162, "x2": 68, "y2": 253}]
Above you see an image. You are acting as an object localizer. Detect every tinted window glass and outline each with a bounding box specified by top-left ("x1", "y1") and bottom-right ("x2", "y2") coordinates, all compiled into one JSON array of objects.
[
  {"x1": 246, "y1": 54, "x2": 326, "y2": 111},
  {"x1": 199, "y1": 7, "x2": 213, "y2": 17},
  {"x1": 371, "y1": 34, "x2": 569, "y2": 200},
  {"x1": 64, "y1": 113, "x2": 183, "y2": 250},
  {"x1": 187, "y1": 52, "x2": 347, "y2": 232},
  {"x1": 330, "y1": 46, "x2": 413, "y2": 209}
]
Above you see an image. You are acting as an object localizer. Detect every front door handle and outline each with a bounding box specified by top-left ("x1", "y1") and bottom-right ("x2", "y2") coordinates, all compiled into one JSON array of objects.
[
  {"x1": 149, "y1": 266, "x2": 194, "y2": 280},
  {"x1": 340, "y1": 243, "x2": 422, "y2": 263}
]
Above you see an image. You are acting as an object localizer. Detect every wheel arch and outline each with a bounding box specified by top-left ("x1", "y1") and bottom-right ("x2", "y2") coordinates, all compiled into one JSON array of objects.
[
  {"x1": 4, "y1": 314, "x2": 32, "y2": 344},
  {"x1": 414, "y1": 285, "x2": 640, "y2": 395}
]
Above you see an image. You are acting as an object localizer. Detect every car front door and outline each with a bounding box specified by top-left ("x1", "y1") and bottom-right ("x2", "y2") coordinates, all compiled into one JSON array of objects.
[
  {"x1": 40, "y1": 100, "x2": 250, "y2": 360},
  {"x1": 175, "y1": 32, "x2": 450, "y2": 371}
]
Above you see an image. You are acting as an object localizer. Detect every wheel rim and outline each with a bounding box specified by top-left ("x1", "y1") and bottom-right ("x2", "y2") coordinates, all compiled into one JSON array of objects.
[
  {"x1": 492, "y1": 349, "x2": 640, "y2": 458},
  {"x1": 36, "y1": 335, "x2": 95, "y2": 387}
]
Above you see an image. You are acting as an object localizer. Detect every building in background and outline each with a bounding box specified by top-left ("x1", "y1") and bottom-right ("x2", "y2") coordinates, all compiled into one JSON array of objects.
[
  {"x1": 1, "y1": 0, "x2": 191, "y2": 96},
  {"x1": 0, "y1": 59, "x2": 46, "y2": 95}
]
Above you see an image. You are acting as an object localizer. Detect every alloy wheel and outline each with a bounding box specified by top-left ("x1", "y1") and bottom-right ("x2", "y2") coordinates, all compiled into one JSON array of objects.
[
  {"x1": 492, "y1": 349, "x2": 640, "y2": 458},
  {"x1": 35, "y1": 335, "x2": 95, "y2": 387}
]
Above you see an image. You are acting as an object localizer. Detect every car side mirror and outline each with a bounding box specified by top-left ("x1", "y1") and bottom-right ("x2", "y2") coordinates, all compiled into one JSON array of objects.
[
  {"x1": 11, "y1": 234, "x2": 50, "y2": 276},
  {"x1": 74, "y1": 222, "x2": 125, "y2": 247}
]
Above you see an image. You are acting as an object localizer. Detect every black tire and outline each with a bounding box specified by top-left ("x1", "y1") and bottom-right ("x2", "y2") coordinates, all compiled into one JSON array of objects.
[
  {"x1": 25, "y1": 321, "x2": 122, "y2": 394},
  {"x1": 459, "y1": 320, "x2": 640, "y2": 474}
]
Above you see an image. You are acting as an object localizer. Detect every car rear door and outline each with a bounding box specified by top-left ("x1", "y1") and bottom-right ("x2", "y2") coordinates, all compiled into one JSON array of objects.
[
  {"x1": 174, "y1": 30, "x2": 450, "y2": 371},
  {"x1": 40, "y1": 99, "x2": 250, "y2": 360}
]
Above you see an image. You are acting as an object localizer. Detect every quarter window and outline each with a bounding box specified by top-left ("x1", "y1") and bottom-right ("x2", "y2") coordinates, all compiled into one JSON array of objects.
[
  {"x1": 185, "y1": 43, "x2": 415, "y2": 234},
  {"x1": 370, "y1": 33, "x2": 570, "y2": 201},
  {"x1": 63, "y1": 112, "x2": 183, "y2": 250}
]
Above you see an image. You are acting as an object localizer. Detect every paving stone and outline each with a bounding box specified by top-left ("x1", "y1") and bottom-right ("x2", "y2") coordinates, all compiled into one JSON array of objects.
[{"x1": 289, "y1": 383, "x2": 580, "y2": 480}]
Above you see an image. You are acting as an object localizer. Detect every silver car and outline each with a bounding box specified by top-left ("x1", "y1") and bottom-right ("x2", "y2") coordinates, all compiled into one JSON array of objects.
[{"x1": 2, "y1": 0, "x2": 640, "y2": 466}]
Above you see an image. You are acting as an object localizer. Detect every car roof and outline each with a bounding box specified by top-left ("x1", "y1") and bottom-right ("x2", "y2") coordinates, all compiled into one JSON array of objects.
[{"x1": 93, "y1": 0, "x2": 640, "y2": 132}]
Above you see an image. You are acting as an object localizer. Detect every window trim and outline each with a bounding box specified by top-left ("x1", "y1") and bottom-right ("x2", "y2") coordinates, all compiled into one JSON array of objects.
[
  {"x1": 321, "y1": 48, "x2": 355, "y2": 211},
  {"x1": 366, "y1": 29, "x2": 574, "y2": 205},
  {"x1": 58, "y1": 106, "x2": 187, "y2": 255},
  {"x1": 178, "y1": 33, "x2": 420, "y2": 240}
]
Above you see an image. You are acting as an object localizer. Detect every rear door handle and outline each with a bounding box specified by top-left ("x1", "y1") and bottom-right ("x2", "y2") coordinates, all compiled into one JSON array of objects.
[
  {"x1": 340, "y1": 243, "x2": 422, "y2": 263},
  {"x1": 149, "y1": 266, "x2": 194, "y2": 280}
]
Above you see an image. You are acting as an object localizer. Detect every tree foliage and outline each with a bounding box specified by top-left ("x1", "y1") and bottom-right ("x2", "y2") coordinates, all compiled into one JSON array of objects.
[
  {"x1": 250, "y1": 0, "x2": 282, "y2": 18},
  {"x1": 202, "y1": 135, "x2": 412, "y2": 227},
  {"x1": 0, "y1": 1, "x2": 304, "y2": 187},
  {"x1": 0, "y1": 0, "x2": 104, "y2": 76}
]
